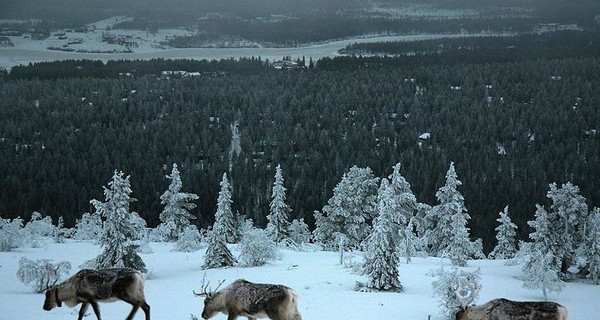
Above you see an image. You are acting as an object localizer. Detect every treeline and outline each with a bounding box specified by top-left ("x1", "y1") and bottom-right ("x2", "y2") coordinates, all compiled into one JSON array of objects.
[
  {"x1": 339, "y1": 31, "x2": 600, "y2": 65},
  {"x1": 8, "y1": 58, "x2": 271, "y2": 80},
  {"x1": 1, "y1": 56, "x2": 599, "y2": 253}
]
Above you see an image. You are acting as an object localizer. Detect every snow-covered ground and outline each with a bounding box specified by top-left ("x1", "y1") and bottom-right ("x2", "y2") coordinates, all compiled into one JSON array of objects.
[
  {"x1": 0, "y1": 16, "x2": 516, "y2": 71},
  {"x1": 0, "y1": 239, "x2": 598, "y2": 320}
]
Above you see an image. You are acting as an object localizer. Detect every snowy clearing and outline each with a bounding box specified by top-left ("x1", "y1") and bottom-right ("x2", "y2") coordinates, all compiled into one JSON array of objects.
[{"x1": 0, "y1": 240, "x2": 598, "y2": 320}]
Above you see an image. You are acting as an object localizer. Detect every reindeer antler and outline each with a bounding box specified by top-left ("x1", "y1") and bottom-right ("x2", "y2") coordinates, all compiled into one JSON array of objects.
[{"x1": 193, "y1": 273, "x2": 225, "y2": 297}]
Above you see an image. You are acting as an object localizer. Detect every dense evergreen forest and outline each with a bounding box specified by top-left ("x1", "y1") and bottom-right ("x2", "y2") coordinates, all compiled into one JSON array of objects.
[{"x1": 1, "y1": 35, "x2": 600, "y2": 252}]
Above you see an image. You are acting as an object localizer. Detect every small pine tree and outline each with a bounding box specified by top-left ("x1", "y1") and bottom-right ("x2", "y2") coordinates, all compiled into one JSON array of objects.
[
  {"x1": 53, "y1": 216, "x2": 67, "y2": 243},
  {"x1": 73, "y1": 212, "x2": 102, "y2": 241},
  {"x1": 523, "y1": 204, "x2": 564, "y2": 299},
  {"x1": 87, "y1": 170, "x2": 147, "y2": 273},
  {"x1": 238, "y1": 225, "x2": 279, "y2": 267},
  {"x1": 16, "y1": 257, "x2": 71, "y2": 293},
  {"x1": 289, "y1": 218, "x2": 311, "y2": 246},
  {"x1": 489, "y1": 206, "x2": 518, "y2": 259},
  {"x1": 266, "y1": 164, "x2": 292, "y2": 244},
  {"x1": 202, "y1": 228, "x2": 236, "y2": 269},
  {"x1": 362, "y1": 179, "x2": 402, "y2": 292},
  {"x1": 173, "y1": 225, "x2": 203, "y2": 252},
  {"x1": 214, "y1": 173, "x2": 237, "y2": 244},
  {"x1": 399, "y1": 217, "x2": 419, "y2": 263},
  {"x1": 158, "y1": 163, "x2": 199, "y2": 241},
  {"x1": 427, "y1": 162, "x2": 469, "y2": 256},
  {"x1": 585, "y1": 208, "x2": 600, "y2": 284},
  {"x1": 313, "y1": 166, "x2": 379, "y2": 250}
]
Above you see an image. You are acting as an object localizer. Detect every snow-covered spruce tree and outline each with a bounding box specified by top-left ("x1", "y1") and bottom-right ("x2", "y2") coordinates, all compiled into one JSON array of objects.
[
  {"x1": 523, "y1": 204, "x2": 564, "y2": 299},
  {"x1": 431, "y1": 267, "x2": 481, "y2": 317},
  {"x1": 361, "y1": 178, "x2": 402, "y2": 292},
  {"x1": 489, "y1": 206, "x2": 518, "y2": 260},
  {"x1": 0, "y1": 217, "x2": 25, "y2": 252},
  {"x1": 158, "y1": 163, "x2": 199, "y2": 241},
  {"x1": 53, "y1": 216, "x2": 67, "y2": 243},
  {"x1": 388, "y1": 163, "x2": 418, "y2": 228},
  {"x1": 173, "y1": 225, "x2": 203, "y2": 252},
  {"x1": 16, "y1": 257, "x2": 71, "y2": 293},
  {"x1": 398, "y1": 217, "x2": 419, "y2": 264},
  {"x1": 73, "y1": 212, "x2": 102, "y2": 241},
  {"x1": 87, "y1": 170, "x2": 147, "y2": 273},
  {"x1": 239, "y1": 224, "x2": 279, "y2": 267},
  {"x1": 266, "y1": 164, "x2": 292, "y2": 244},
  {"x1": 202, "y1": 227, "x2": 236, "y2": 269},
  {"x1": 427, "y1": 162, "x2": 481, "y2": 263},
  {"x1": 313, "y1": 166, "x2": 379, "y2": 250},
  {"x1": 289, "y1": 218, "x2": 311, "y2": 247},
  {"x1": 214, "y1": 173, "x2": 238, "y2": 244},
  {"x1": 546, "y1": 182, "x2": 588, "y2": 274},
  {"x1": 585, "y1": 208, "x2": 600, "y2": 284}
]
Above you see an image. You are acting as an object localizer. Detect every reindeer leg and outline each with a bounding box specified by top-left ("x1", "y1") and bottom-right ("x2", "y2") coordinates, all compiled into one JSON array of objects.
[
  {"x1": 125, "y1": 304, "x2": 140, "y2": 320},
  {"x1": 78, "y1": 303, "x2": 89, "y2": 320},
  {"x1": 89, "y1": 300, "x2": 102, "y2": 320},
  {"x1": 141, "y1": 301, "x2": 151, "y2": 320}
]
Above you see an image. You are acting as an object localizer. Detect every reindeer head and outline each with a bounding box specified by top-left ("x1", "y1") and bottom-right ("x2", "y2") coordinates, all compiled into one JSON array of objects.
[
  {"x1": 193, "y1": 279, "x2": 225, "y2": 319},
  {"x1": 43, "y1": 285, "x2": 62, "y2": 310}
]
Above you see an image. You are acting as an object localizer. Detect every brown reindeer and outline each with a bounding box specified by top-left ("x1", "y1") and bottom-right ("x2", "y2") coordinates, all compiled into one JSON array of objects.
[
  {"x1": 43, "y1": 268, "x2": 150, "y2": 320},
  {"x1": 455, "y1": 298, "x2": 568, "y2": 320},
  {"x1": 194, "y1": 279, "x2": 302, "y2": 320}
]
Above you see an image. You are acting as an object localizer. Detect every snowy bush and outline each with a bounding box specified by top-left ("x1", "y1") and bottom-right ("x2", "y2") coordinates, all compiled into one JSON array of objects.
[
  {"x1": 238, "y1": 226, "x2": 279, "y2": 267},
  {"x1": 73, "y1": 212, "x2": 102, "y2": 241},
  {"x1": 16, "y1": 257, "x2": 71, "y2": 293},
  {"x1": 431, "y1": 267, "x2": 481, "y2": 317},
  {"x1": 289, "y1": 218, "x2": 311, "y2": 247},
  {"x1": 0, "y1": 217, "x2": 25, "y2": 251},
  {"x1": 173, "y1": 225, "x2": 203, "y2": 252}
]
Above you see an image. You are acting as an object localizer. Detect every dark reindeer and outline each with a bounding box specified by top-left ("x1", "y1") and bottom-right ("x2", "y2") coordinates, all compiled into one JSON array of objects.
[
  {"x1": 452, "y1": 285, "x2": 567, "y2": 320},
  {"x1": 194, "y1": 279, "x2": 302, "y2": 320},
  {"x1": 455, "y1": 298, "x2": 568, "y2": 320},
  {"x1": 43, "y1": 268, "x2": 150, "y2": 320}
]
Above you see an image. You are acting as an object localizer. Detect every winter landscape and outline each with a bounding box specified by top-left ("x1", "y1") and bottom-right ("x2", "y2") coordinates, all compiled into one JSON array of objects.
[{"x1": 2, "y1": 0, "x2": 600, "y2": 319}]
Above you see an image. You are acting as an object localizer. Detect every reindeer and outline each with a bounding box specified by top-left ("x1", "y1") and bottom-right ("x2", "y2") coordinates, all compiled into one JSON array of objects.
[
  {"x1": 452, "y1": 285, "x2": 567, "y2": 320},
  {"x1": 43, "y1": 268, "x2": 150, "y2": 320},
  {"x1": 194, "y1": 279, "x2": 302, "y2": 320}
]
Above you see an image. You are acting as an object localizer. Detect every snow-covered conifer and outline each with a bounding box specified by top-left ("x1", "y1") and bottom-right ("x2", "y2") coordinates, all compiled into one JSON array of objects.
[
  {"x1": 173, "y1": 225, "x2": 203, "y2": 252},
  {"x1": 585, "y1": 208, "x2": 600, "y2": 284},
  {"x1": 16, "y1": 257, "x2": 71, "y2": 293},
  {"x1": 158, "y1": 163, "x2": 199, "y2": 241},
  {"x1": 202, "y1": 228, "x2": 236, "y2": 269},
  {"x1": 547, "y1": 182, "x2": 588, "y2": 270},
  {"x1": 362, "y1": 179, "x2": 402, "y2": 292},
  {"x1": 53, "y1": 216, "x2": 66, "y2": 243},
  {"x1": 214, "y1": 173, "x2": 237, "y2": 243},
  {"x1": 523, "y1": 204, "x2": 563, "y2": 299},
  {"x1": 289, "y1": 218, "x2": 311, "y2": 246},
  {"x1": 238, "y1": 225, "x2": 279, "y2": 267},
  {"x1": 73, "y1": 212, "x2": 102, "y2": 241},
  {"x1": 0, "y1": 217, "x2": 24, "y2": 252},
  {"x1": 388, "y1": 163, "x2": 417, "y2": 227},
  {"x1": 87, "y1": 170, "x2": 147, "y2": 273},
  {"x1": 266, "y1": 164, "x2": 292, "y2": 244},
  {"x1": 489, "y1": 206, "x2": 518, "y2": 259},
  {"x1": 399, "y1": 217, "x2": 419, "y2": 263},
  {"x1": 313, "y1": 166, "x2": 379, "y2": 250},
  {"x1": 427, "y1": 162, "x2": 480, "y2": 263}
]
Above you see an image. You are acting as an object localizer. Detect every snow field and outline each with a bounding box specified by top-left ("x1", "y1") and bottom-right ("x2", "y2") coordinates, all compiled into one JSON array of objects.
[{"x1": 1, "y1": 240, "x2": 599, "y2": 320}]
